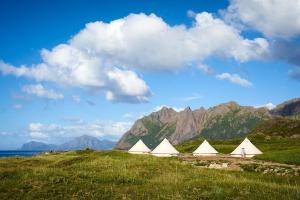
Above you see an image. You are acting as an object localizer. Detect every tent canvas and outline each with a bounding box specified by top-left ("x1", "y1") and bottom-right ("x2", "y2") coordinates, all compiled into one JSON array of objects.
[
  {"x1": 231, "y1": 138, "x2": 262, "y2": 158},
  {"x1": 128, "y1": 139, "x2": 151, "y2": 154},
  {"x1": 193, "y1": 140, "x2": 218, "y2": 156},
  {"x1": 151, "y1": 138, "x2": 179, "y2": 157}
]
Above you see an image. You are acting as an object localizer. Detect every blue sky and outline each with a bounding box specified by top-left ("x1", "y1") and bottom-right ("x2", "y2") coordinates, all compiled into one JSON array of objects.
[{"x1": 0, "y1": 0, "x2": 300, "y2": 149}]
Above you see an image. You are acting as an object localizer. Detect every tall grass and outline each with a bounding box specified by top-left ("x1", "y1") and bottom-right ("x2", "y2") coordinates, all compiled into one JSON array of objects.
[
  {"x1": 255, "y1": 149, "x2": 300, "y2": 165},
  {"x1": 0, "y1": 150, "x2": 299, "y2": 199}
]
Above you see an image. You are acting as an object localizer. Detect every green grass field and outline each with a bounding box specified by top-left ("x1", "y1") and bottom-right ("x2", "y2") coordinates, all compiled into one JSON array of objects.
[
  {"x1": 176, "y1": 137, "x2": 300, "y2": 165},
  {"x1": 0, "y1": 150, "x2": 299, "y2": 199}
]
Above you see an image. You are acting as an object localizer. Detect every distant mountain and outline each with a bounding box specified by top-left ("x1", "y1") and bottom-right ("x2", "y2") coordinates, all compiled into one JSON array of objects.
[
  {"x1": 19, "y1": 135, "x2": 116, "y2": 151},
  {"x1": 116, "y1": 101, "x2": 271, "y2": 150},
  {"x1": 20, "y1": 141, "x2": 56, "y2": 151},
  {"x1": 270, "y1": 98, "x2": 300, "y2": 119},
  {"x1": 56, "y1": 135, "x2": 116, "y2": 150}
]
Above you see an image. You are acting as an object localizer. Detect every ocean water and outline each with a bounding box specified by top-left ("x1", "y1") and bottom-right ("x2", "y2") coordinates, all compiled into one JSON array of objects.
[{"x1": 0, "y1": 151, "x2": 43, "y2": 158}]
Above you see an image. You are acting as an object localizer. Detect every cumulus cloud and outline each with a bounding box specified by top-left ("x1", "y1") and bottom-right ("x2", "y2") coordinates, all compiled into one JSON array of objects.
[
  {"x1": 71, "y1": 12, "x2": 268, "y2": 69},
  {"x1": 105, "y1": 68, "x2": 151, "y2": 103},
  {"x1": 28, "y1": 120, "x2": 133, "y2": 143},
  {"x1": 225, "y1": 0, "x2": 300, "y2": 39},
  {"x1": 216, "y1": 73, "x2": 253, "y2": 87},
  {"x1": 224, "y1": 1, "x2": 300, "y2": 80},
  {"x1": 22, "y1": 84, "x2": 64, "y2": 100},
  {"x1": 0, "y1": 12, "x2": 269, "y2": 103}
]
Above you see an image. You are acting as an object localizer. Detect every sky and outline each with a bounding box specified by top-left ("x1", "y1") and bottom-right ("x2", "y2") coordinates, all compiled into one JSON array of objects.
[{"x1": 0, "y1": 0, "x2": 300, "y2": 149}]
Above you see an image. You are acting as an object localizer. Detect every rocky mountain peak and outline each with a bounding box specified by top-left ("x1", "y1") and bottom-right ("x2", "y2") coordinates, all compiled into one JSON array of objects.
[
  {"x1": 160, "y1": 106, "x2": 176, "y2": 113},
  {"x1": 116, "y1": 98, "x2": 299, "y2": 150},
  {"x1": 171, "y1": 106, "x2": 198, "y2": 143},
  {"x1": 150, "y1": 106, "x2": 178, "y2": 123},
  {"x1": 206, "y1": 101, "x2": 240, "y2": 117}
]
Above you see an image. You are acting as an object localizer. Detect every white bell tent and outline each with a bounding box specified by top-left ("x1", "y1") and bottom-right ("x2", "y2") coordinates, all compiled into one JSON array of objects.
[
  {"x1": 231, "y1": 137, "x2": 262, "y2": 158},
  {"x1": 128, "y1": 139, "x2": 151, "y2": 154},
  {"x1": 193, "y1": 140, "x2": 218, "y2": 156},
  {"x1": 151, "y1": 138, "x2": 179, "y2": 157}
]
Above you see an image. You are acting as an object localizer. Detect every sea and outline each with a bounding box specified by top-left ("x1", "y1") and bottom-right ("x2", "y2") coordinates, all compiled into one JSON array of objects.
[{"x1": 0, "y1": 151, "x2": 43, "y2": 158}]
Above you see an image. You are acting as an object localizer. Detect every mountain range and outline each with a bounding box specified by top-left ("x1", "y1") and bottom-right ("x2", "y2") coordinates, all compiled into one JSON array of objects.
[
  {"x1": 116, "y1": 98, "x2": 300, "y2": 150},
  {"x1": 20, "y1": 135, "x2": 116, "y2": 151}
]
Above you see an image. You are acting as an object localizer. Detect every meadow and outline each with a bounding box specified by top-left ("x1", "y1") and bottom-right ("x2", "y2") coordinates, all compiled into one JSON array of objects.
[
  {"x1": 0, "y1": 150, "x2": 299, "y2": 200},
  {"x1": 176, "y1": 137, "x2": 300, "y2": 165}
]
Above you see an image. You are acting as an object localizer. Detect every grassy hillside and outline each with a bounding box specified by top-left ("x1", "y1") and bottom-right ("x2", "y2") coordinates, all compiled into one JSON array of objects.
[
  {"x1": 177, "y1": 118, "x2": 300, "y2": 165},
  {"x1": 140, "y1": 119, "x2": 176, "y2": 149},
  {"x1": 201, "y1": 108, "x2": 267, "y2": 140},
  {"x1": 176, "y1": 137, "x2": 300, "y2": 165},
  {"x1": 249, "y1": 117, "x2": 300, "y2": 137},
  {"x1": 0, "y1": 150, "x2": 300, "y2": 199}
]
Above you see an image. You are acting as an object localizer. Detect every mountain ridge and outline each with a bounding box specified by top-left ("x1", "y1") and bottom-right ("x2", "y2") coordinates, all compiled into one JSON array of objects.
[{"x1": 116, "y1": 98, "x2": 300, "y2": 150}]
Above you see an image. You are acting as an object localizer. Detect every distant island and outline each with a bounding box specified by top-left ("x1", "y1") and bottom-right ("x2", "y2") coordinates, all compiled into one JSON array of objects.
[{"x1": 20, "y1": 135, "x2": 116, "y2": 151}]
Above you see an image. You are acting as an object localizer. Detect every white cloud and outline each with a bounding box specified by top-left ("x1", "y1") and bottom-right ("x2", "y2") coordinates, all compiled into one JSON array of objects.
[
  {"x1": 225, "y1": 0, "x2": 300, "y2": 39},
  {"x1": 105, "y1": 68, "x2": 150, "y2": 103},
  {"x1": 197, "y1": 64, "x2": 214, "y2": 75},
  {"x1": 28, "y1": 120, "x2": 133, "y2": 143},
  {"x1": 30, "y1": 131, "x2": 49, "y2": 140},
  {"x1": 254, "y1": 102, "x2": 276, "y2": 110},
  {"x1": 22, "y1": 84, "x2": 64, "y2": 100},
  {"x1": 0, "y1": 12, "x2": 269, "y2": 103},
  {"x1": 216, "y1": 73, "x2": 253, "y2": 87}
]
